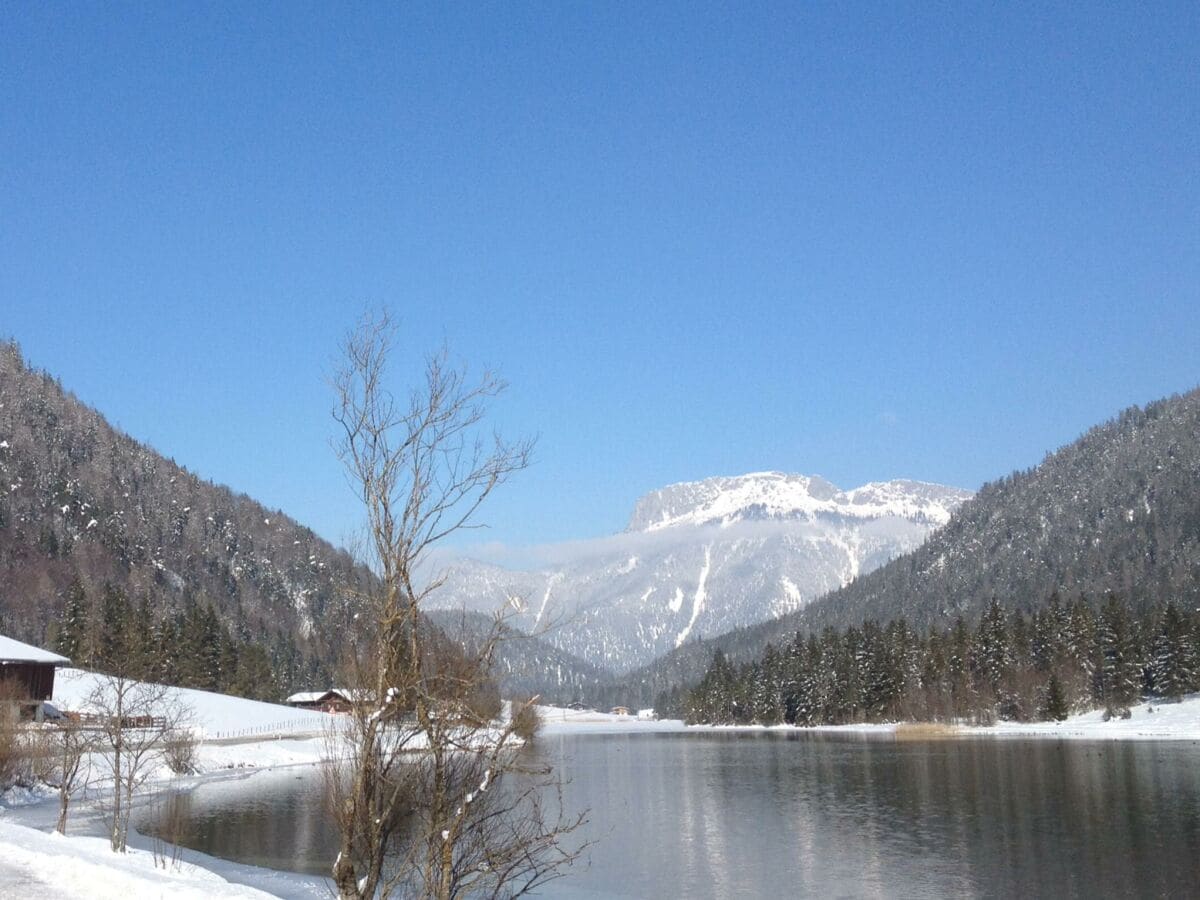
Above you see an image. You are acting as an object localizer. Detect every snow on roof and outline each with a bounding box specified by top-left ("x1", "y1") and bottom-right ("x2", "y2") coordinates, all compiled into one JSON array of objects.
[
  {"x1": 0, "y1": 635, "x2": 70, "y2": 665},
  {"x1": 286, "y1": 691, "x2": 332, "y2": 704},
  {"x1": 286, "y1": 688, "x2": 372, "y2": 704}
]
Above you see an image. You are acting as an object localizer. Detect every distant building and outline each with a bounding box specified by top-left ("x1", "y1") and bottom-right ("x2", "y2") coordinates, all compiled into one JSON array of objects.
[
  {"x1": 610, "y1": 706, "x2": 631, "y2": 717},
  {"x1": 0, "y1": 635, "x2": 70, "y2": 722},
  {"x1": 637, "y1": 708, "x2": 656, "y2": 721},
  {"x1": 285, "y1": 689, "x2": 362, "y2": 714}
]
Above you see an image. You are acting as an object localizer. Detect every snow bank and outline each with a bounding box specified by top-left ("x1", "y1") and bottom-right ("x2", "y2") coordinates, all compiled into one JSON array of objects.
[
  {"x1": 537, "y1": 706, "x2": 687, "y2": 735},
  {"x1": 52, "y1": 669, "x2": 334, "y2": 740},
  {"x1": 0, "y1": 821, "x2": 279, "y2": 899},
  {"x1": 969, "y1": 693, "x2": 1200, "y2": 741}
]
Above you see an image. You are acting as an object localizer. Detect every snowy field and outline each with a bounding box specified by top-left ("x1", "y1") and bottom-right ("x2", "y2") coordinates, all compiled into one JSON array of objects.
[{"x1": 52, "y1": 668, "x2": 333, "y2": 741}]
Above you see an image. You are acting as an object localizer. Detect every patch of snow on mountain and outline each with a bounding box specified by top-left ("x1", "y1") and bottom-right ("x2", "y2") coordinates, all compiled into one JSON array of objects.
[
  {"x1": 780, "y1": 575, "x2": 802, "y2": 605},
  {"x1": 668, "y1": 586, "x2": 684, "y2": 613},
  {"x1": 675, "y1": 546, "x2": 712, "y2": 648},
  {"x1": 534, "y1": 572, "x2": 563, "y2": 626}
]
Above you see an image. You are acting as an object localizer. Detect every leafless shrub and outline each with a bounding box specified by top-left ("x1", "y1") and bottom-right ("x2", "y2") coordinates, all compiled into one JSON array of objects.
[
  {"x1": 38, "y1": 717, "x2": 97, "y2": 834},
  {"x1": 163, "y1": 728, "x2": 199, "y2": 776},
  {"x1": 150, "y1": 792, "x2": 190, "y2": 871},
  {"x1": 0, "y1": 680, "x2": 39, "y2": 791},
  {"x1": 85, "y1": 672, "x2": 193, "y2": 852},
  {"x1": 510, "y1": 698, "x2": 541, "y2": 743}
]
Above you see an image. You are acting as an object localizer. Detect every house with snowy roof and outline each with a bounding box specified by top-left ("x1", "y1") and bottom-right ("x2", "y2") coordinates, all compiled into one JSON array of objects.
[
  {"x1": 285, "y1": 688, "x2": 365, "y2": 713},
  {"x1": 0, "y1": 635, "x2": 70, "y2": 722}
]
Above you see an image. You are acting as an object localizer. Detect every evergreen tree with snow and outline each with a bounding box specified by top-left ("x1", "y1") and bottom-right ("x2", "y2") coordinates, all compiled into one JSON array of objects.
[
  {"x1": 95, "y1": 582, "x2": 132, "y2": 674},
  {"x1": 55, "y1": 576, "x2": 89, "y2": 664},
  {"x1": 1152, "y1": 602, "x2": 1195, "y2": 700},
  {"x1": 1095, "y1": 594, "x2": 1139, "y2": 712},
  {"x1": 1040, "y1": 671, "x2": 1070, "y2": 721}
]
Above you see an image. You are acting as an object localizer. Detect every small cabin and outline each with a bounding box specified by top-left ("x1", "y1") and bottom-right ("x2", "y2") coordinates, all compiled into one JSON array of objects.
[
  {"x1": 286, "y1": 689, "x2": 360, "y2": 714},
  {"x1": 610, "y1": 706, "x2": 631, "y2": 717},
  {"x1": 637, "y1": 708, "x2": 657, "y2": 721},
  {"x1": 0, "y1": 635, "x2": 71, "y2": 722}
]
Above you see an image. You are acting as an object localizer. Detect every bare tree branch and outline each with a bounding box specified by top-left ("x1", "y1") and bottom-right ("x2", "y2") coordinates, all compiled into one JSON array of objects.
[{"x1": 327, "y1": 311, "x2": 583, "y2": 899}]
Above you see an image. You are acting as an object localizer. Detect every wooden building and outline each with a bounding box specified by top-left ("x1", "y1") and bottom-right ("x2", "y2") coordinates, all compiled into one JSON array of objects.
[
  {"x1": 0, "y1": 635, "x2": 70, "y2": 722},
  {"x1": 285, "y1": 689, "x2": 361, "y2": 714}
]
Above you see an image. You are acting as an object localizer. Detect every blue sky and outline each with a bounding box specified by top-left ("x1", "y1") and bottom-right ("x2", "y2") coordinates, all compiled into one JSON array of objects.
[{"x1": 3, "y1": 3, "x2": 1198, "y2": 553}]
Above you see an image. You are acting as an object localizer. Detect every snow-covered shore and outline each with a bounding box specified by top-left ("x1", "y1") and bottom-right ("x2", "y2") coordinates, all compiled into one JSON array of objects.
[
  {"x1": 1, "y1": 671, "x2": 334, "y2": 898},
  {"x1": 969, "y1": 693, "x2": 1200, "y2": 741},
  {"x1": 4, "y1": 681, "x2": 1200, "y2": 900},
  {"x1": 535, "y1": 692, "x2": 1200, "y2": 742}
]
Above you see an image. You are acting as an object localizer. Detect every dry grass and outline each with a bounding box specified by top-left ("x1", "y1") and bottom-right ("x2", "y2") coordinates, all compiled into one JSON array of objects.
[{"x1": 894, "y1": 722, "x2": 961, "y2": 740}]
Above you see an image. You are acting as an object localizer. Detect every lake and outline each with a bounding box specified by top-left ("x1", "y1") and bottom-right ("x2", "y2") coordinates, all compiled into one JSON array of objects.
[{"x1": 145, "y1": 730, "x2": 1200, "y2": 897}]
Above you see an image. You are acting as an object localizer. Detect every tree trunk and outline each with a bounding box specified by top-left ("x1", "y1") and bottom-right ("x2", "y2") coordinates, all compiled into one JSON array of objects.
[{"x1": 56, "y1": 790, "x2": 69, "y2": 835}]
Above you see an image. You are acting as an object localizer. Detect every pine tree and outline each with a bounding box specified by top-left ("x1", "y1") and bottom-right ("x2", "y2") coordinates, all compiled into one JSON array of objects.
[
  {"x1": 1040, "y1": 671, "x2": 1070, "y2": 721},
  {"x1": 947, "y1": 617, "x2": 974, "y2": 720},
  {"x1": 95, "y1": 583, "x2": 132, "y2": 674},
  {"x1": 55, "y1": 576, "x2": 89, "y2": 664},
  {"x1": 1152, "y1": 602, "x2": 1195, "y2": 699},
  {"x1": 1095, "y1": 594, "x2": 1139, "y2": 711},
  {"x1": 977, "y1": 599, "x2": 1012, "y2": 694}
]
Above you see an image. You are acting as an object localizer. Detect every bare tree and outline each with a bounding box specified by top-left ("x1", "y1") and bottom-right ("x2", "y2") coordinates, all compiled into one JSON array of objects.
[
  {"x1": 48, "y1": 717, "x2": 97, "y2": 835},
  {"x1": 327, "y1": 311, "x2": 587, "y2": 899},
  {"x1": 86, "y1": 672, "x2": 191, "y2": 852}
]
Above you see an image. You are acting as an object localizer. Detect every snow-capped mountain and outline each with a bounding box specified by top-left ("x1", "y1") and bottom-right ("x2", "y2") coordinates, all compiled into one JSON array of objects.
[
  {"x1": 430, "y1": 472, "x2": 971, "y2": 674},
  {"x1": 628, "y1": 472, "x2": 966, "y2": 532}
]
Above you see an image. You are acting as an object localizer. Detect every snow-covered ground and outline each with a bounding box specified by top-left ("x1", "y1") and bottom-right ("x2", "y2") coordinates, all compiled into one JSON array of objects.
[
  {"x1": 0, "y1": 671, "x2": 337, "y2": 898},
  {"x1": 0, "y1": 820, "x2": 291, "y2": 899},
  {"x1": 537, "y1": 705, "x2": 687, "y2": 734},
  {"x1": 52, "y1": 668, "x2": 333, "y2": 741},
  {"x1": 538, "y1": 693, "x2": 1200, "y2": 742},
  {"x1": 968, "y1": 693, "x2": 1200, "y2": 741}
]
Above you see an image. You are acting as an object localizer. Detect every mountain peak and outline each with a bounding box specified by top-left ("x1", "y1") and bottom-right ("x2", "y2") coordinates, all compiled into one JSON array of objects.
[{"x1": 626, "y1": 471, "x2": 971, "y2": 533}]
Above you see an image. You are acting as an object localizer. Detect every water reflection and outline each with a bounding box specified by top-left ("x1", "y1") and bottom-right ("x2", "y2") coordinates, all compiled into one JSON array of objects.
[
  {"x1": 149, "y1": 766, "x2": 338, "y2": 875},
  {"x1": 145, "y1": 733, "x2": 1200, "y2": 898}
]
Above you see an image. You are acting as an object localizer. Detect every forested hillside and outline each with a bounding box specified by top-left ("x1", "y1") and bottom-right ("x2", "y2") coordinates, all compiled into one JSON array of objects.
[
  {"x1": 667, "y1": 594, "x2": 1200, "y2": 727},
  {"x1": 612, "y1": 388, "x2": 1200, "y2": 704},
  {"x1": 0, "y1": 341, "x2": 370, "y2": 696},
  {"x1": 426, "y1": 609, "x2": 611, "y2": 703}
]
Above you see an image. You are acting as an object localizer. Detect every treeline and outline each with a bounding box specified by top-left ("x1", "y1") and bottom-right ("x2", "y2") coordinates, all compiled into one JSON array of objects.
[
  {"x1": 50, "y1": 577, "x2": 315, "y2": 702},
  {"x1": 665, "y1": 594, "x2": 1200, "y2": 726}
]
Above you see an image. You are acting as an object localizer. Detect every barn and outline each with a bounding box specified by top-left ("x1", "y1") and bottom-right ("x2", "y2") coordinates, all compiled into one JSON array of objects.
[
  {"x1": 285, "y1": 688, "x2": 360, "y2": 714},
  {"x1": 0, "y1": 635, "x2": 71, "y2": 722}
]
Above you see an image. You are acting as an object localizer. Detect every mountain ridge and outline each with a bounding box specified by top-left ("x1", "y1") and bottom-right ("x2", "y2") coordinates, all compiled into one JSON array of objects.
[
  {"x1": 433, "y1": 472, "x2": 972, "y2": 674},
  {"x1": 627, "y1": 471, "x2": 968, "y2": 532}
]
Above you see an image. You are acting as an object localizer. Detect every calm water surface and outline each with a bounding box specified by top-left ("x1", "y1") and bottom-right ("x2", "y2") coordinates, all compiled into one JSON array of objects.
[{"x1": 145, "y1": 731, "x2": 1200, "y2": 898}]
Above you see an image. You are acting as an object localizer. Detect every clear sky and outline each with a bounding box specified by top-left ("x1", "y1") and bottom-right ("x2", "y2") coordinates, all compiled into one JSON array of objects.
[{"x1": 3, "y1": 3, "x2": 1198, "y2": 554}]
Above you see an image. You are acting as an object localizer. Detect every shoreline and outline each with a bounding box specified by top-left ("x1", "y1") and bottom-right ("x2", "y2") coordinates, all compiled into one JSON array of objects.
[
  {"x1": 0, "y1": 736, "x2": 332, "y2": 899},
  {"x1": 540, "y1": 691, "x2": 1200, "y2": 742},
  {"x1": 4, "y1": 693, "x2": 1198, "y2": 898}
]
